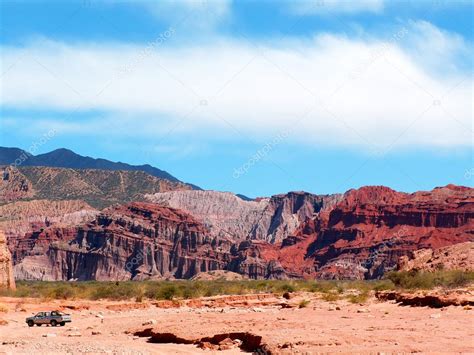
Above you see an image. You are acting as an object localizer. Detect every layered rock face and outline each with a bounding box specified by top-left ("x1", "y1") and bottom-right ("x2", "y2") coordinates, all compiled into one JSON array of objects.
[
  {"x1": 0, "y1": 231, "x2": 15, "y2": 289},
  {"x1": 6, "y1": 185, "x2": 473, "y2": 281},
  {"x1": 398, "y1": 242, "x2": 474, "y2": 272},
  {"x1": 12, "y1": 203, "x2": 238, "y2": 280},
  {"x1": 0, "y1": 199, "x2": 98, "y2": 242},
  {"x1": 146, "y1": 190, "x2": 341, "y2": 243},
  {"x1": 10, "y1": 201, "x2": 317, "y2": 281},
  {"x1": 281, "y1": 185, "x2": 474, "y2": 279}
]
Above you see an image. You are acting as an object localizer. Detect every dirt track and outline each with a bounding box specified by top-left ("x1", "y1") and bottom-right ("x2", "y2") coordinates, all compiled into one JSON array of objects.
[{"x1": 0, "y1": 292, "x2": 473, "y2": 354}]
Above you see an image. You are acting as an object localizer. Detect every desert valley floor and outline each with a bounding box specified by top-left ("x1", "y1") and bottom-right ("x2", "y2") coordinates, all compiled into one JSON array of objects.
[{"x1": 1, "y1": 290, "x2": 473, "y2": 354}]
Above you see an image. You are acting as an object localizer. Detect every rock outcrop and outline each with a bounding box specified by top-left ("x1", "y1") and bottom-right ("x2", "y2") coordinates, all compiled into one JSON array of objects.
[
  {"x1": 0, "y1": 199, "x2": 98, "y2": 242},
  {"x1": 0, "y1": 231, "x2": 15, "y2": 289},
  {"x1": 12, "y1": 202, "x2": 236, "y2": 280},
  {"x1": 279, "y1": 185, "x2": 474, "y2": 279},
  {"x1": 398, "y1": 242, "x2": 474, "y2": 272},
  {"x1": 10, "y1": 201, "x2": 321, "y2": 281},
  {"x1": 146, "y1": 190, "x2": 341, "y2": 243},
  {"x1": 6, "y1": 185, "x2": 474, "y2": 281}
]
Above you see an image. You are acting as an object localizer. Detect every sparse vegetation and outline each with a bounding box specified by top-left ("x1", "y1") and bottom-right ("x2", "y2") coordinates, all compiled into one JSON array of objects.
[
  {"x1": 346, "y1": 290, "x2": 369, "y2": 304},
  {"x1": 0, "y1": 271, "x2": 471, "y2": 301},
  {"x1": 298, "y1": 299, "x2": 310, "y2": 308},
  {"x1": 386, "y1": 270, "x2": 474, "y2": 289},
  {"x1": 321, "y1": 293, "x2": 340, "y2": 302}
]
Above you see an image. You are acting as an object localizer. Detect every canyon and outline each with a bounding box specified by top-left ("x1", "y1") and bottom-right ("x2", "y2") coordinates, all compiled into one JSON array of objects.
[
  {"x1": 2, "y1": 168, "x2": 472, "y2": 280},
  {"x1": 0, "y1": 148, "x2": 472, "y2": 281},
  {"x1": 146, "y1": 190, "x2": 342, "y2": 243}
]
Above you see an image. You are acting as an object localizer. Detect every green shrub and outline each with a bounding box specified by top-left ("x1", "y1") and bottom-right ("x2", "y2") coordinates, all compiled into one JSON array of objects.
[
  {"x1": 156, "y1": 284, "x2": 178, "y2": 300},
  {"x1": 278, "y1": 282, "x2": 296, "y2": 293}
]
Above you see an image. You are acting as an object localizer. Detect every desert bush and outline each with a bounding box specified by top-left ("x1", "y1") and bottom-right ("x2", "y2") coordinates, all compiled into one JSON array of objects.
[
  {"x1": 277, "y1": 282, "x2": 297, "y2": 293},
  {"x1": 156, "y1": 284, "x2": 178, "y2": 300},
  {"x1": 321, "y1": 293, "x2": 340, "y2": 302},
  {"x1": 346, "y1": 290, "x2": 369, "y2": 304},
  {"x1": 298, "y1": 299, "x2": 310, "y2": 308}
]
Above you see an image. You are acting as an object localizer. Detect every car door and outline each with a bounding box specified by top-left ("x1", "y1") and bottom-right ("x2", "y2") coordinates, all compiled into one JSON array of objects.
[
  {"x1": 51, "y1": 311, "x2": 60, "y2": 323},
  {"x1": 40, "y1": 312, "x2": 50, "y2": 324},
  {"x1": 35, "y1": 312, "x2": 45, "y2": 324},
  {"x1": 43, "y1": 312, "x2": 52, "y2": 324}
]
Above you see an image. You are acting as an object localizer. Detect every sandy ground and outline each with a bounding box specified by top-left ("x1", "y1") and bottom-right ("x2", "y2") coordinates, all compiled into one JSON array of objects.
[{"x1": 0, "y1": 292, "x2": 473, "y2": 354}]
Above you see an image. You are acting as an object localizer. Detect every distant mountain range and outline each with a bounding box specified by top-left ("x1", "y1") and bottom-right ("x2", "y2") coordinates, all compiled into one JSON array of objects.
[{"x1": 0, "y1": 146, "x2": 199, "y2": 188}]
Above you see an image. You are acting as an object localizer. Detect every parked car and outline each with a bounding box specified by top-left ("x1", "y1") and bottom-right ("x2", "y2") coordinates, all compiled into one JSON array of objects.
[{"x1": 26, "y1": 311, "x2": 72, "y2": 327}]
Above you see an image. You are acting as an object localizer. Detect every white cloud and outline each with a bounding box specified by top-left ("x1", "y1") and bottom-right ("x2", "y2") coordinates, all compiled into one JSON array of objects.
[
  {"x1": 288, "y1": 0, "x2": 384, "y2": 15},
  {"x1": 1, "y1": 21, "x2": 472, "y2": 151}
]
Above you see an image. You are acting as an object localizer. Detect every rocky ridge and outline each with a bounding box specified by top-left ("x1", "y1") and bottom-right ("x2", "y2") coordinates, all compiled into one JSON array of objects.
[
  {"x1": 146, "y1": 190, "x2": 342, "y2": 243},
  {"x1": 276, "y1": 185, "x2": 474, "y2": 279},
  {"x1": 0, "y1": 199, "x2": 98, "y2": 242},
  {"x1": 12, "y1": 202, "x2": 234, "y2": 280},
  {"x1": 4, "y1": 185, "x2": 474, "y2": 281},
  {"x1": 0, "y1": 166, "x2": 192, "y2": 208}
]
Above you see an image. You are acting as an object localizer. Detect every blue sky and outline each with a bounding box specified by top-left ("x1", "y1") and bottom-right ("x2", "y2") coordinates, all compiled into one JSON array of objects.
[{"x1": 1, "y1": 0, "x2": 472, "y2": 197}]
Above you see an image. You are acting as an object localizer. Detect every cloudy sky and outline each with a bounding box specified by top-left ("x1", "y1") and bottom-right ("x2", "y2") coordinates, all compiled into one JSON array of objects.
[{"x1": 0, "y1": 0, "x2": 472, "y2": 197}]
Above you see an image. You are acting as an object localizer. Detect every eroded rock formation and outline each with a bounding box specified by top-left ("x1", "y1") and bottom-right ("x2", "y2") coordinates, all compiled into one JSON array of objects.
[
  {"x1": 279, "y1": 185, "x2": 474, "y2": 279},
  {"x1": 0, "y1": 199, "x2": 98, "y2": 242},
  {"x1": 6, "y1": 185, "x2": 474, "y2": 281},
  {"x1": 146, "y1": 190, "x2": 341, "y2": 243},
  {"x1": 12, "y1": 203, "x2": 237, "y2": 280},
  {"x1": 398, "y1": 242, "x2": 474, "y2": 272},
  {"x1": 0, "y1": 231, "x2": 15, "y2": 289}
]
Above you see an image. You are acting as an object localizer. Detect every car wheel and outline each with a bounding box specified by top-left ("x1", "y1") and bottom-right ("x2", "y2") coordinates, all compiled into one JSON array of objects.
[
  {"x1": 51, "y1": 320, "x2": 57, "y2": 327},
  {"x1": 60, "y1": 322, "x2": 65, "y2": 326},
  {"x1": 27, "y1": 320, "x2": 34, "y2": 327}
]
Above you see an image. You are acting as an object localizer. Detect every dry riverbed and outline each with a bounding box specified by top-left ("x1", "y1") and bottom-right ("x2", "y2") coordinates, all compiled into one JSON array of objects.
[{"x1": 0, "y1": 291, "x2": 473, "y2": 354}]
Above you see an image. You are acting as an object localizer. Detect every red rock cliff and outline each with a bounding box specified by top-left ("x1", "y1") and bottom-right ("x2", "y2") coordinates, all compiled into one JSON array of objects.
[{"x1": 286, "y1": 185, "x2": 474, "y2": 279}]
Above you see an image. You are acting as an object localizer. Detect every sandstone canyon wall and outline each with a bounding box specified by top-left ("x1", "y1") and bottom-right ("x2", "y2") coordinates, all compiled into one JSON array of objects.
[
  {"x1": 3, "y1": 184, "x2": 473, "y2": 281},
  {"x1": 12, "y1": 203, "x2": 236, "y2": 280},
  {"x1": 146, "y1": 190, "x2": 342, "y2": 243},
  {"x1": 277, "y1": 185, "x2": 474, "y2": 279}
]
